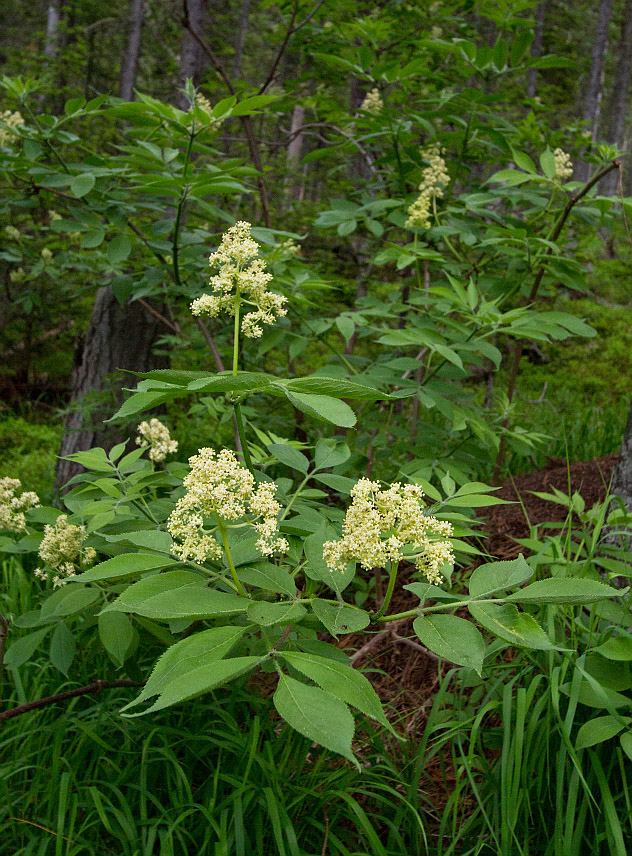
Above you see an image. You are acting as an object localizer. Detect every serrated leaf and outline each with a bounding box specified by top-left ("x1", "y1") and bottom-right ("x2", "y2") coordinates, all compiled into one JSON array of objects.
[
  {"x1": 40, "y1": 586, "x2": 100, "y2": 619},
  {"x1": 238, "y1": 563, "x2": 297, "y2": 596},
  {"x1": 106, "y1": 235, "x2": 132, "y2": 265},
  {"x1": 413, "y1": 615, "x2": 486, "y2": 674},
  {"x1": 98, "y1": 612, "x2": 134, "y2": 666},
  {"x1": 247, "y1": 601, "x2": 306, "y2": 626},
  {"x1": 314, "y1": 438, "x2": 350, "y2": 471},
  {"x1": 468, "y1": 555, "x2": 533, "y2": 598},
  {"x1": 311, "y1": 599, "x2": 370, "y2": 637},
  {"x1": 122, "y1": 626, "x2": 245, "y2": 710},
  {"x1": 106, "y1": 570, "x2": 249, "y2": 619},
  {"x1": 78, "y1": 553, "x2": 179, "y2": 583},
  {"x1": 282, "y1": 651, "x2": 395, "y2": 733},
  {"x1": 49, "y1": 623, "x2": 76, "y2": 676},
  {"x1": 4, "y1": 627, "x2": 50, "y2": 669},
  {"x1": 469, "y1": 603, "x2": 562, "y2": 650},
  {"x1": 504, "y1": 578, "x2": 618, "y2": 605},
  {"x1": 540, "y1": 149, "x2": 557, "y2": 179},
  {"x1": 267, "y1": 443, "x2": 309, "y2": 473},
  {"x1": 103, "y1": 531, "x2": 173, "y2": 553},
  {"x1": 285, "y1": 390, "x2": 356, "y2": 427},
  {"x1": 274, "y1": 675, "x2": 357, "y2": 765}
]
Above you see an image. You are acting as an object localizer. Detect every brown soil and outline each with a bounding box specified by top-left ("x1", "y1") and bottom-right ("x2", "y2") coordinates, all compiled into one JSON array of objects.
[{"x1": 341, "y1": 454, "x2": 620, "y2": 800}]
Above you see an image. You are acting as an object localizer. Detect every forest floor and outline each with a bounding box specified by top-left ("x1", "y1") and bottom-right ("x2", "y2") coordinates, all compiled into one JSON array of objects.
[{"x1": 341, "y1": 453, "x2": 619, "y2": 802}]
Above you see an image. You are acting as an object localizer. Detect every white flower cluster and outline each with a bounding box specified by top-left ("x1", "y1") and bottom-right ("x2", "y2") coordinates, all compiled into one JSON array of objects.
[
  {"x1": 280, "y1": 238, "x2": 300, "y2": 257},
  {"x1": 4, "y1": 225, "x2": 20, "y2": 240},
  {"x1": 193, "y1": 92, "x2": 222, "y2": 134},
  {"x1": 405, "y1": 144, "x2": 450, "y2": 230},
  {"x1": 167, "y1": 448, "x2": 288, "y2": 563},
  {"x1": 9, "y1": 267, "x2": 26, "y2": 283},
  {"x1": 35, "y1": 514, "x2": 96, "y2": 587},
  {"x1": 41, "y1": 248, "x2": 53, "y2": 264},
  {"x1": 48, "y1": 209, "x2": 62, "y2": 221},
  {"x1": 190, "y1": 222, "x2": 288, "y2": 339},
  {"x1": 323, "y1": 479, "x2": 454, "y2": 585},
  {"x1": 554, "y1": 148, "x2": 573, "y2": 180},
  {"x1": 361, "y1": 88, "x2": 383, "y2": 114},
  {"x1": 0, "y1": 478, "x2": 40, "y2": 533},
  {"x1": 136, "y1": 418, "x2": 178, "y2": 462},
  {"x1": 0, "y1": 109, "x2": 24, "y2": 146}
]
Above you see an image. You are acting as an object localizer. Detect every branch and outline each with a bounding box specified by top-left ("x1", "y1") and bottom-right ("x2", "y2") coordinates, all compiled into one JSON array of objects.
[
  {"x1": 0, "y1": 679, "x2": 143, "y2": 723},
  {"x1": 257, "y1": 0, "x2": 325, "y2": 95}
]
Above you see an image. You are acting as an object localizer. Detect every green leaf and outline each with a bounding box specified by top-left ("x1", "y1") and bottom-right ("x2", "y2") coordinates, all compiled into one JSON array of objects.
[
  {"x1": 303, "y1": 527, "x2": 353, "y2": 594},
  {"x1": 106, "y1": 235, "x2": 132, "y2": 265},
  {"x1": 282, "y1": 651, "x2": 394, "y2": 732},
  {"x1": 103, "y1": 531, "x2": 173, "y2": 554},
  {"x1": 106, "y1": 570, "x2": 249, "y2": 619},
  {"x1": 122, "y1": 626, "x2": 245, "y2": 710},
  {"x1": 314, "y1": 438, "x2": 350, "y2": 471},
  {"x1": 128, "y1": 656, "x2": 262, "y2": 715},
  {"x1": 107, "y1": 391, "x2": 175, "y2": 422},
  {"x1": 98, "y1": 612, "x2": 135, "y2": 666},
  {"x1": 63, "y1": 448, "x2": 113, "y2": 472},
  {"x1": 40, "y1": 586, "x2": 100, "y2": 619},
  {"x1": 444, "y1": 494, "x2": 509, "y2": 507},
  {"x1": 285, "y1": 390, "x2": 356, "y2": 428},
  {"x1": 4, "y1": 627, "x2": 50, "y2": 669},
  {"x1": 273, "y1": 675, "x2": 357, "y2": 765},
  {"x1": 187, "y1": 371, "x2": 274, "y2": 393},
  {"x1": 78, "y1": 553, "x2": 180, "y2": 583},
  {"x1": 469, "y1": 603, "x2": 562, "y2": 650},
  {"x1": 594, "y1": 636, "x2": 632, "y2": 661},
  {"x1": 468, "y1": 555, "x2": 533, "y2": 598},
  {"x1": 413, "y1": 615, "x2": 486, "y2": 674},
  {"x1": 335, "y1": 316, "x2": 355, "y2": 343},
  {"x1": 311, "y1": 599, "x2": 370, "y2": 637},
  {"x1": 267, "y1": 443, "x2": 309, "y2": 473},
  {"x1": 313, "y1": 473, "x2": 356, "y2": 494},
  {"x1": 512, "y1": 150, "x2": 537, "y2": 174},
  {"x1": 621, "y1": 731, "x2": 632, "y2": 761},
  {"x1": 575, "y1": 716, "x2": 629, "y2": 750},
  {"x1": 81, "y1": 229, "x2": 105, "y2": 249},
  {"x1": 284, "y1": 376, "x2": 388, "y2": 401},
  {"x1": 540, "y1": 149, "x2": 557, "y2": 179},
  {"x1": 237, "y1": 563, "x2": 297, "y2": 597},
  {"x1": 247, "y1": 601, "x2": 307, "y2": 626},
  {"x1": 70, "y1": 173, "x2": 95, "y2": 198},
  {"x1": 49, "y1": 623, "x2": 76, "y2": 677},
  {"x1": 504, "y1": 578, "x2": 619, "y2": 605}
]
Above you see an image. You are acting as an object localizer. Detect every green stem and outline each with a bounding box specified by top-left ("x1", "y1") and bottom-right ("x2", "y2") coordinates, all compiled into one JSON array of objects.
[
  {"x1": 372, "y1": 561, "x2": 399, "y2": 620},
  {"x1": 234, "y1": 401, "x2": 255, "y2": 476},
  {"x1": 217, "y1": 518, "x2": 247, "y2": 597},
  {"x1": 279, "y1": 473, "x2": 311, "y2": 522},
  {"x1": 374, "y1": 595, "x2": 507, "y2": 623},
  {"x1": 232, "y1": 292, "x2": 240, "y2": 376}
]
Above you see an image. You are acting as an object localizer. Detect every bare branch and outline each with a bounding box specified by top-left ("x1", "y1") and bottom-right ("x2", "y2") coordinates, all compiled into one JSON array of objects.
[{"x1": 0, "y1": 679, "x2": 143, "y2": 723}]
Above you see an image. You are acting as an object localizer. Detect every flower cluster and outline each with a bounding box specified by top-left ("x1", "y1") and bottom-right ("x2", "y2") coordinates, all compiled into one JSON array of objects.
[
  {"x1": 0, "y1": 478, "x2": 40, "y2": 533},
  {"x1": 192, "y1": 92, "x2": 223, "y2": 134},
  {"x1": 4, "y1": 225, "x2": 20, "y2": 240},
  {"x1": 167, "y1": 448, "x2": 288, "y2": 563},
  {"x1": 323, "y1": 479, "x2": 454, "y2": 585},
  {"x1": 0, "y1": 109, "x2": 24, "y2": 146},
  {"x1": 9, "y1": 267, "x2": 26, "y2": 283},
  {"x1": 190, "y1": 222, "x2": 287, "y2": 339},
  {"x1": 35, "y1": 514, "x2": 96, "y2": 587},
  {"x1": 280, "y1": 238, "x2": 300, "y2": 257},
  {"x1": 41, "y1": 248, "x2": 53, "y2": 264},
  {"x1": 405, "y1": 144, "x2": 450, "y2": 230},
  {"x1": 136, "y1": 418, "x2": 178, "y2": 462},
  {"x1": 361, "y1": 88, "x2": 383, "y2": 114},
  {"x1": 48, "y1": 209, "x2": 62, "y2": 221},
  {"x1": 554, "y1": 148, "x2": 573, "y2": 180}
]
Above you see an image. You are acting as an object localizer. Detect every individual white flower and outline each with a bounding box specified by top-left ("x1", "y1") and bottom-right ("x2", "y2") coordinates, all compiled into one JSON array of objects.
[
  {"x1": 167, "y1": 448, "x2": 288, "y2": 563},
  {"x1": 554, "y1": 148, "x2": 573, "y2": 180},
  {"x1": 35, "y1": 514, "x2": 95, "y2": 586},
  {"x1": 405, "y1": 144, "x2": 450, "y2": 230},
  {"x1": 323, "y1": 478, "x2": 454, "y2": 585},
  {"x1": 190, "y1": 222, "x2": 288, "y2": 339},
  {"x1": 0, "y1": 478, "x2": 40, "y2": 533},
  {"x1": 0, "y1": 109, "x2": 24, "y2": 146},
  {"x1": 136, "y1": 418, "x2": 178, "y2": 462},
  {"x1": 361, "y1": 88, "x2": 383, "y2": 114}
]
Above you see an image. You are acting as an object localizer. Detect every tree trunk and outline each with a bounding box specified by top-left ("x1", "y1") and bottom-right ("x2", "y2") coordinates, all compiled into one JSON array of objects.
[
  {"x1": 43, "y1": 0, "x2": 61, "y2": 58},
  {"x1": 283, "y1": 100, "x2": 306, "y2": 205},
  {"x1": 603, "y1": 0, "x2": 632, "y2": 195},
  {"x1": 177, "y1": 0, "x2": 208, "y2": 110},
  {"x1": 576, "y1": 0, "x2": 614, "y2": 181},
  {"x1": 54, "y1": 289, "x2": 168, "y2": 491},
  {"x1": 527, "y1": 0, "x2": 547, "y2": 98},
  {"x1": 119, "y1": 0, "x2": 147, "y2": 101},
  {"x1": 233, "y1": 0, "x2": 250, "y2": 78}
]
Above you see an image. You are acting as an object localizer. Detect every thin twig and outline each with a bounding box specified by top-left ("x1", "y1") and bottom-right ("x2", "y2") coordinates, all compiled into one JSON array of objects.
[
  {"x1": 258, "y1": 0, "x2": 326, "y2": 95},
  {"x1": 0, "y1": 679, "x2": 143, "y2": 723},
  {"x1": 137, "y1": 298, "x2": 180, "y2": 334}
]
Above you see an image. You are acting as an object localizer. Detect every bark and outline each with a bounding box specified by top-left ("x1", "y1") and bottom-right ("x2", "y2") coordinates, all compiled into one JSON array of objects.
[
  {"x1": 603, "y1": 0, "x2": 632, "y2": 195},
  {"x1": 232, "y1": 0, "x2": 250, "y2": 78},
  {"x1": 119, "y1": 0, "x2": 147, "y2": 101},
  {"x1": 177, "y1": 0, "x2": 208, "y2": 110},
  {"x1": 576, "y1": 0, "x2": 614, "y2": 181},
  {"x1": 527, "y1": 0, "x2": 547, "y2": 98},
  {"x1": 283, "y1": 99, "x2": 306, "y2": 205},
  {"x1": 43, "y1": 0, "x2": 61, "y2": 59},
  {"x1": 54, "y1": 288, "x2": 168, "y2": 491},
  {"x1": 610, "y1": 399, "x2": 632, "y2": 511}
]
